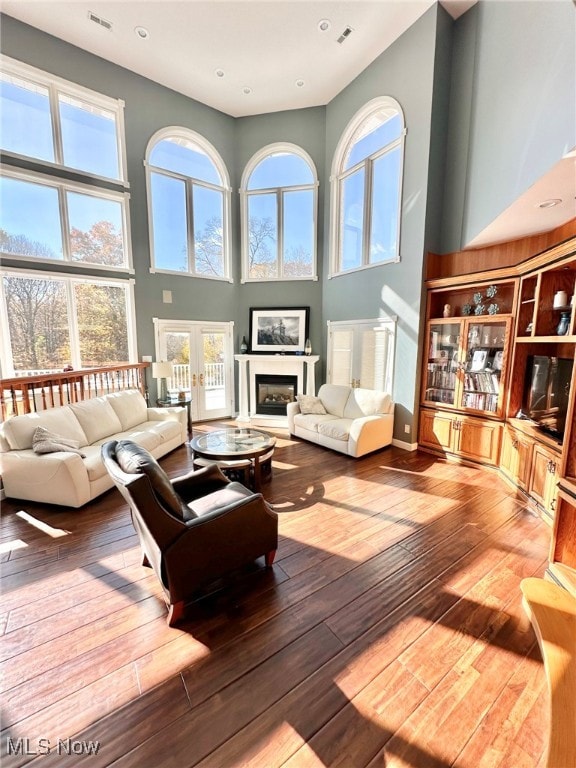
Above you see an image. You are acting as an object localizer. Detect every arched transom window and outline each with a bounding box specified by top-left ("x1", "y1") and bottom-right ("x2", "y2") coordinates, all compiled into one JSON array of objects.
[
  {"x1": 241, "y1": 144, "x2": 318, "y2": 282},
  {"x1": 331, "y1": 97, "x2": 405, "y2": 275},
  {"x1": 146, "y1": 128, "x2": 231, "y2": 280}
]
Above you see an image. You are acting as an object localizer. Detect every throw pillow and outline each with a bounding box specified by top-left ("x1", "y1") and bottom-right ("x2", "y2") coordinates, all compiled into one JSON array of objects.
[
  {"x1": 32, "y1": 426, "x2": 86, "y2": 457},
  {"x1": 296, "y1": 395, "x2": 327, "y2": 415}
]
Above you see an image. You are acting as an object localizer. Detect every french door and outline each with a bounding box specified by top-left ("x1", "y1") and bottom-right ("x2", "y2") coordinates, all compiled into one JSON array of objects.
[
  {"x1": 326, "y1": 318, "x2": 396, "y2": 391},
  {"x1": 154, "y1": 319, "x2": 234, "y2": 421}
]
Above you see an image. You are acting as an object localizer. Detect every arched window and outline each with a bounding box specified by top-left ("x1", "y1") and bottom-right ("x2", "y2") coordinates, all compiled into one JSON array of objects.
[
  {"x1": 146, "y1": 128, "x2": 231, "y2": 280},
  {"x1": 241, "y1": 144, "x2": 318, "y2": 282},
  {"x1": 330, "y1": 97, "x2": 405, "y2": 275}
]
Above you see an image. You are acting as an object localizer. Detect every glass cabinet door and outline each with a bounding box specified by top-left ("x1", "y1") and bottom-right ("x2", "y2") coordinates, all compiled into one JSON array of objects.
[
  {"x1": 424, "y1": 321, "x2": 461, "y2": 406},
  {"x1": 459, "y1": 320, "x2": 507, "y2": 414}
]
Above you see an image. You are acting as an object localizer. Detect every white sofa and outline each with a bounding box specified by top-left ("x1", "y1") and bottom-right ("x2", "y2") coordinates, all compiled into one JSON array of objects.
[
  {"x1": 0, "y1": 389, "x2": 187, "y2": 508},
  {"x1": 287, "y1": 383, "x2": 394, "y2": 458}
]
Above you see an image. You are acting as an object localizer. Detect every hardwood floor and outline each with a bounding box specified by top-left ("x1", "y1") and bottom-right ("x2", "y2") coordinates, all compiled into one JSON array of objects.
[{"x1": 0, "y1": 422, "x2": 550, "y2": 767}]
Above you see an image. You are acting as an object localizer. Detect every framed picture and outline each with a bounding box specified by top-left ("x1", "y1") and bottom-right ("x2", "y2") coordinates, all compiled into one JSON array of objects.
[
  {"x1": 493, "y1": 350, "x2": 504, "y2": 371},
  {"x1": 249, "y1": 307, "x2": 310, "y2": 354},
  {"x1": 470, "y1": 349, "x2": 488, "y2": 371}
]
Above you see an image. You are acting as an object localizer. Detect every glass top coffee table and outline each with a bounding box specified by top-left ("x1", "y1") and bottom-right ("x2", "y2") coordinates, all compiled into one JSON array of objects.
[{"x1": 190, "y1": 428, "x2": 276, "y2": 492}]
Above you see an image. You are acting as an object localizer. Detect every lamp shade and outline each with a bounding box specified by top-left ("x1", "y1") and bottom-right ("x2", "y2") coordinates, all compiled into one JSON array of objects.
[{"x1": 152, "y1": 361, "x2": 173, "y2": 379}]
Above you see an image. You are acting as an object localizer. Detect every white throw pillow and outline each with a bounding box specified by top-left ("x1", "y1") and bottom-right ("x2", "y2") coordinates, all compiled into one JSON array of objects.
[{"x1": 296, "y1": 395, "x2": 327, "y2": 415}]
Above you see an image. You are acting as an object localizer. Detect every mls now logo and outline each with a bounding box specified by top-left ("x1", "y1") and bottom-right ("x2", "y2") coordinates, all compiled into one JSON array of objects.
[{"x1": 6, "y1": 738, "x2": 101, "y2": 756}]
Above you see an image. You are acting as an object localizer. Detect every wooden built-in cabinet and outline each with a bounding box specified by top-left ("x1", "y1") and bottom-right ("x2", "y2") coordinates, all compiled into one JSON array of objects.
[
  {"x1": 421, "y1": 234, "x2": 576, "y2": 597},
  {"x1": 419, "y1": 409, "x2": 502, "y2": 466}
]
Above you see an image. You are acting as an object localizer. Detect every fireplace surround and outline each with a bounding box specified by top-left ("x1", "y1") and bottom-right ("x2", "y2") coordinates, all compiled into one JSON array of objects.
[{"x1": 235, "y1": 354, "x2": 319, "y2": 425}]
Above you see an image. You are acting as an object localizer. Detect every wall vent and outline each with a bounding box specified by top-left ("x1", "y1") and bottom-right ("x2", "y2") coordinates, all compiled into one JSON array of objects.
[
  {"x1": 88, "y1": 11, "x2": 113, "y2": 30},
  {"x1": 337, "y1": 26, "x2": 353, "y2": 44}
]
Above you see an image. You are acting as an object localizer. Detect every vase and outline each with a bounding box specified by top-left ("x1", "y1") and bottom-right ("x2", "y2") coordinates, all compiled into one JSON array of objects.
[
  {"x1": 304, "y1": 338, "x2": 312, "y2": 355},
  {"x1": 556, "y1": 311, "x2": 570, "y2": 336},
  {"x1": 240, "y1": 336, "x2": 248, "y2": 354}
]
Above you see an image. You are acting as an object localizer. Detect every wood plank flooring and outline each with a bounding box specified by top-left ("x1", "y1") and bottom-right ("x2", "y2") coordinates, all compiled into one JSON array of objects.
[{"x1": 0, "y1": 422, "x2": 551, "y2": 767}]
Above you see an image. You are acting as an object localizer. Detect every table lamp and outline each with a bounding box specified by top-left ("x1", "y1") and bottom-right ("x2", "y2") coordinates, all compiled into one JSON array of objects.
[{"x1": 152, "y1": 361, "x2": 173, "y2": 402}]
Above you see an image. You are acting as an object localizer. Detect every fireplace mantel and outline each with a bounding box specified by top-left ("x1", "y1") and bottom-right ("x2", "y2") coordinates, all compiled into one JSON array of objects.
[{"x1": 235, "y1": 354, "x2": 319, "y2": 425}]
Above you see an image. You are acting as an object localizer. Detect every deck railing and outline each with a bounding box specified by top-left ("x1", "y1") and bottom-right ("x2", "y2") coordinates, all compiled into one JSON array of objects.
[{"x1": 0, "y1": 363, "x2": 150, "y2": 421}]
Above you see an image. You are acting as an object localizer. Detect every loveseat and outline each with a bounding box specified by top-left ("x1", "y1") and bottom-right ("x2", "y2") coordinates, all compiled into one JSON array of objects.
[
  {"x1": 287, "y1": 383, "x2": 394, "y2": 457},
  {"x1": 0, "y1": 389, "x2": 187, "y2": 508}
]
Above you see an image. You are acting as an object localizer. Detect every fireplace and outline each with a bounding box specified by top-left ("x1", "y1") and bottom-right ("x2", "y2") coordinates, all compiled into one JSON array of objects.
[{"x1": 255, "y1": 374, "x2": 297, "y2": 416}]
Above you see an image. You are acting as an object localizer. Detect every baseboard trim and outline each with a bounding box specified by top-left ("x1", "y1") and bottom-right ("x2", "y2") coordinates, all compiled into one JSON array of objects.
[{"x1": 392, "y1": 438, "x2": 418, "y2": 451}]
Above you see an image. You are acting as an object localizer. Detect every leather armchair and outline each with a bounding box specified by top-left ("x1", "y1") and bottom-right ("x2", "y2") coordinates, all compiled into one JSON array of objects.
[{"x1": 101, "y1": 439, "x2": 278, "y2": 626}]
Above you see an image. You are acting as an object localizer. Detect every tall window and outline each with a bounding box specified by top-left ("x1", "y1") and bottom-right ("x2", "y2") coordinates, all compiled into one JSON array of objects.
[
  {"x1": 241, "y1": 144, "x2": 318, "y2": 282},
  {"x1": 0, "y1": 56, "x2": 127, "y2": 182},
  {"x1": 0, "y1": 57, "x2": 136, "y2": 375},
  {"x1": 0, "y1": 168, "x2": 131, "y2": 269},
  {"x1": 146, "y1": 128, "x2": 231, "y2": 280},
  {"x1": 0, "y1": 270, "x2": 136, "y2": 375},
  {"x1": 330, "y1": 97, "x2": 405, "y2": 276}
]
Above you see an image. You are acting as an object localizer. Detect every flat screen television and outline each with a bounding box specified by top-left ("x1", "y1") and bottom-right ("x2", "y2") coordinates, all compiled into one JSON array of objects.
[{"x1": 522, "y1": 355, "x2": 573, "y2": 439}]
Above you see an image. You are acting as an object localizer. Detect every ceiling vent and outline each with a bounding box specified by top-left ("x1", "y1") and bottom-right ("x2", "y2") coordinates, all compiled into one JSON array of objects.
[
  {"x1": 88, "y1": 11, "x2": 113, "y2": 31},
  {"x1": 337, "y1": 26, "x2": 353, "y2": 44}
]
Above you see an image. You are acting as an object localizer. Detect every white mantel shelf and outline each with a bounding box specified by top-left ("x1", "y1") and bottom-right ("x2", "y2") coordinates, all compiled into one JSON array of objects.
[{"x1": 235, "y1": 354, "x2": 319, "y2": 425}]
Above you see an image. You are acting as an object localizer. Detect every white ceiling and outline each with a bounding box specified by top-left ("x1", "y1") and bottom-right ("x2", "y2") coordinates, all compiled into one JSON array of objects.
[
  {"x1": 3, "y1": 0, "x2": 574, "y2": 248},
  {"x1": 2, "y1": 0, "x2": 475, "y2": 118}
]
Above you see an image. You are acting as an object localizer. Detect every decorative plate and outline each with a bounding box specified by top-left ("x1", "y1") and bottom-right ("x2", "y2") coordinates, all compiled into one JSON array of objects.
[
  {"x1": 487, "y1": 303, "x2": 499, "y2": 315},
  {"x1": 486, "y1": 285, "x2": 497, "y2": 299},
  {"x1": 462, "y1": 303, "x2": 472, "y2": 315},
  {"x1": 473, "y1": 292, "x2": 483, "y2": 305},
  {"x1": 474, "y1": 304, "x2": 485, "y2": 315}
]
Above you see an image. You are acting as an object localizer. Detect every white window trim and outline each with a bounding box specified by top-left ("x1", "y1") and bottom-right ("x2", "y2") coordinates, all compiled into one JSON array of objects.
[
  {"x1": 329, "y1": 96, "x2": 406, "y2": 279},
  {"x1": 145, "y1": 126, "x2": 232, "y2": 282},
  {"x1": 0, "y1": 266, "x2": 137, "y2": 377},
  {"x1": 240, "y1": 142, "x2": 319, "y2": 284},
  {"x1": 0, "y1": 54, "x2": 128, "y2": 187},
  {"x1": 0, "y1": 164, "x2": 134, "y2": 273}
]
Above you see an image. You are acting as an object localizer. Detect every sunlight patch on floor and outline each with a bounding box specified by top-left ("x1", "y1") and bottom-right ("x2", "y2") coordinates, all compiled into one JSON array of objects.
[
  {"x1": 16, "y1": 510, "x2": 70, "y2": 538},
  {"x1": 0, "y1": 538, "x2": 28, "y2": 554}
]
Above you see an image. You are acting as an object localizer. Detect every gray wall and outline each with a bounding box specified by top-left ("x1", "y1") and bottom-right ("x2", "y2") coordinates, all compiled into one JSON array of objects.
[
  {"x1": 234, "y1": 108, "x2": 326, "y2": 354},
  {"x1": 322, "y1": 5, "x2": 441, "y2": 440},
  {"x1": 442, "y1": 0, "x2": 576, "y2": 251}
]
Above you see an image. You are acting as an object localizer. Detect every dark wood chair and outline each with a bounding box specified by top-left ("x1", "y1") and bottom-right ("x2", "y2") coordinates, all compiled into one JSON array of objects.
[{"x1": 101, "y1": 439, "x2": 278, "y2": 626}]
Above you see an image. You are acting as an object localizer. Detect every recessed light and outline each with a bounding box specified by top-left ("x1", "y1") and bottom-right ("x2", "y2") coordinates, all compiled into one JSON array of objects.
[
  {"x1": 295, "y1": 79, "x2": 305, "y2": 88},
  {"x1": 215, "y1": 69, "x2": 225, "y2": 78},
  {"x1": 318, "y1": 19, "x2": 331, "y2": 32},
  {"x1": 242, "y1": 86, "x2": 252, "y2": 95},
  {"x1": 537, "y1": 199, "x2": 562, "y2": 208},
  {"x1": 134, "y1": 26, "x2": 150, "y2": 40}
]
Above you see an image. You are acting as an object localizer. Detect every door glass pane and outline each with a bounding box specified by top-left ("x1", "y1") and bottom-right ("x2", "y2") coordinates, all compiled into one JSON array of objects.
[
  {"x1": 283, "y1": 189, "x2": 313, "y2": 277},
  {"x1": 74, "y1": 283, "x2": 128, "y2": 366},
  {"x1": 193, "y1": 185, "x2": 224, "y2": 276},
  {"x1": 425, "y1": 322, "x2": 460, "y2": 405},
  {"x1": 165, "y1": 332, "x2": 190, "y2": 398},
  {"x1": 67, "y1": 191, "x2": 125, "y2": 266},
  {"x1": 330, "y1": 329, "x2": 353, "y2": 386},
  {"x1": 202, "y1": 332, "x2": 227, "y2": 413},
  {"x1": 0, "y1": 176, "x2": 63, "y2": 260},
  {"x1": 151, "y1": 172, "x2": 188, "y2": 271},
  {"x1": 340, "y1": 168, "x2": 364, "y2": 271},
  {"x1": 0, "y1": 73, "x2": 54, "y2": 162},
  {"x1": 370, "y1": 147, "x2": 400, "y2": 264},
  {"x1": 59, "y1": 94, "x2": 120, "y2": 179},
  {"x1": 460, "y1": 321, "x2": 506, "y2": 412},
  {"x1": 3, "y1": 275, "x2": 69, "y2": 373},
  {"x1": 248, "y1": 194, "x2": 278, "y2": 278}
]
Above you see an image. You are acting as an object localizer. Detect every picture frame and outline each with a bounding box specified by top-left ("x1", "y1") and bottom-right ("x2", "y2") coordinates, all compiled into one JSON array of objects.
[
  {"x1": 470, "y1": 349, "x2": 488, "y2": 371},
  {"x1": 493, "y1": 350, "x2": 504, "y2": 371},
  {"x1": 249, "y1": 307, "x2": 310, "y2": 354}
]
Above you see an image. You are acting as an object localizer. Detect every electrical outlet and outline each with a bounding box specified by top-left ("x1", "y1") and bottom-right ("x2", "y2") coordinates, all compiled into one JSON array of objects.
[{"x1": 404, "y1": 424, "x2": 411, "y2": 434}]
